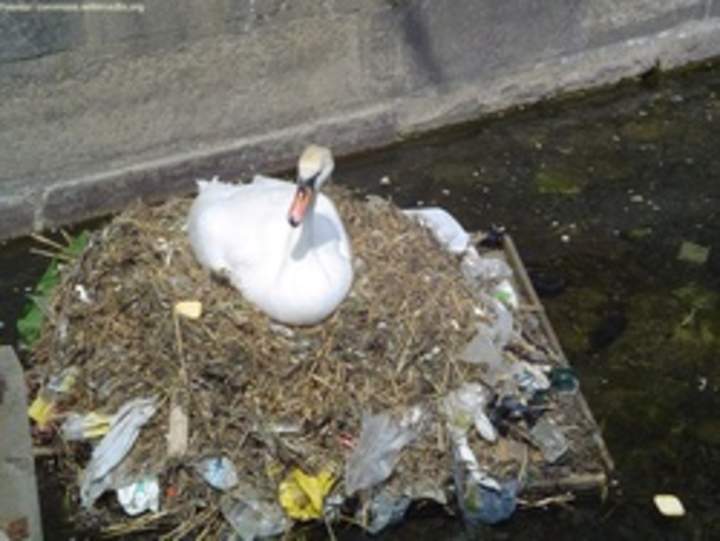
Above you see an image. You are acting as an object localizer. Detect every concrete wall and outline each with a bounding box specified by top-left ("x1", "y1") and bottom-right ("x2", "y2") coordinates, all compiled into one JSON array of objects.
[{"x1": 2, "y1": 0, "x2": 720, "y2": 239}]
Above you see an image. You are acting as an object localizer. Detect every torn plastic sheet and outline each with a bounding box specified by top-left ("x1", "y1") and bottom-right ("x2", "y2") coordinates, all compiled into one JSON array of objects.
[
  {"x1": 117, "y1": 476, "x2": 160, "y2": 516},
  {"x1": 443, "y1": 383, "x2": 497, "y2": 443},
  {"x1": 221, "y1": 485, "x2": 291, "y2": 541},
  {"x1": 80, "y1": 397, "x2": 158, "y2": 508},
  {"x1": 345, "y1": 406, "x2": 424, "y2": 495},
  {"x1": 403, "y1": 207, "x2": 470, "y2": 254},
  {"x1": 195, "y1": 456, "x2": 239, "y2": 491}
]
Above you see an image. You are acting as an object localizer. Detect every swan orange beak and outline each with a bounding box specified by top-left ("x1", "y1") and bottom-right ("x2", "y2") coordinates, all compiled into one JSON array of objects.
[{"x1": 288, "y1": 185, "x2": 313, "y2": 227}]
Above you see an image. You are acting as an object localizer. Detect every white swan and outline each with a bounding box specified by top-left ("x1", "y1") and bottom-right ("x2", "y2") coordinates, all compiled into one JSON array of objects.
[{"x1": 187, "y1": 145, "x2": 353, "y2": 326}]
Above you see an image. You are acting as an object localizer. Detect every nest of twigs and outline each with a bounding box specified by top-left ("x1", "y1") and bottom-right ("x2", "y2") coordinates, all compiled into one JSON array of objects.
[{"x1": 31, "y1": 186, "x2": 499, "y2": 537}]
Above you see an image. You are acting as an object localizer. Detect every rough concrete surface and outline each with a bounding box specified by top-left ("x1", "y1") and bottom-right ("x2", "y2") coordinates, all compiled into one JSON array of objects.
[
  {"x1": 1, "y1": 0, "x2": 719, "y2": 239},
  {"x1": 0, "y1": 347, "x2": 43, "y2": 541}
]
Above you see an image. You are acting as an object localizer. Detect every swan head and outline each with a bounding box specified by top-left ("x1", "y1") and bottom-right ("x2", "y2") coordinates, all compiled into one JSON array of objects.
[{"x1": 288, "y1": 145, "x2": 334, "y2": 227}]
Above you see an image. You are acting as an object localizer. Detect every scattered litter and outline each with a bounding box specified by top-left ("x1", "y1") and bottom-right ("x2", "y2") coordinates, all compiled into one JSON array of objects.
[
  {"x1": 494, "y1": 279, "x2": 519, "y2": 310},
  {"x1": 443, "y1": 383, "x2": 497, "y2": 443},
  {"x1": 529, "y1": 417, "x2": 568, "y2": 464},
  {"x1": 653, "y1": 494, "x2": 685, "y2": 517},
  {"x1": 28, "y1": 367, "x2": 79, "y2": 428},
  {"x1": 630, "y1": 194, "x2": 644, "y2": 203},
  {"x1": 513, "y1": 362, "x2": 551, "y2": 395},
  {"x1": 457, "y1": 475, "x2": 519, "y2": 526},
  {"x1": 459, "y1": 329, "x2": 503, "y2": 375},
  {"x1": 74, "y1": 284, "x2": 92, "y2": 304},
  {"x1": 26, "y1": 188, "x2": 612, "y2": 537},
  {"x1": 117, "y1": 476, "x2": 160, "y2": 516},
  {"x1": 174, "y1": 300, "x2": 202, "y2": 319},
  {"x1": 550, "y1": 367, "x2": 580, "y2": 394},
  {"x1": 345, "y1": 407, "x2": 424, "y2": 495},
  {"x1": 222, "y1": 486, "x2": 291, "y2": 541},
  {"x1": 195, "y1": 456, "x2": 239, "y2": 491},
  {"x1": 362, "y1": 491, "x2": 412, "y2": 534},
  {"x1": 461, "y1": 247, "x2": 513, "y2": 283},
  {"x1": 677, "y1": 241, "x2": 710, "y2": 265},
  {"x1": 278, "y1": 467, "x2": 336, "y2": 520},
  {"x1": 403, "y1": 207, "x2": 470, "y2": 254},
  {"x1": 379, "y1": 175, "x2": 391, "y2": 186},
  {"x1": 561, "y1": 234, "x2": 571, "y2": 243},
  {"x1": 61, "y1": 412, "x2": 113, "y2": 441},
  {"x1": 166, "y1": 403, "x2": 189, "y2": 458},
  {"x1": 80, "y1": 397, "x2": 158, "y2": 508}
]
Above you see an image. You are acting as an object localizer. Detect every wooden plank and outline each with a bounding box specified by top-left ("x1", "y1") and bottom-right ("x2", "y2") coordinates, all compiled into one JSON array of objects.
[{"x1": 502, "y1": 235, "x2": 615, "y2": 492}]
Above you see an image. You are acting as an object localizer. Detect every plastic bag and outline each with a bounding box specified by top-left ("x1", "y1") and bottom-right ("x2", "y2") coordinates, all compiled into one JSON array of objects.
[
  {"x1": 221, "y1": 484, "x2": 291, "y2": 541},
  {"x1": 195, "y1": 456, "x2": 239, "y2": 491},
  {"x1": 461, "y1": 247, "x2": 513, "y2": 283},
  {"x1": 403, "y1": 207, "x2": 470, "y2": 254},
  {"x1": 278, "y1": 467, "x2": 335, "y2": 520},
  {"x1": 443, "y1": 383, "x2": 497, "y2": 443},
  {"x1": 345, "y1": 407, "x2": 424, "y2": 495},
  {"x1": 80, "y1": 397, "x2": 158, "y2": 508}
]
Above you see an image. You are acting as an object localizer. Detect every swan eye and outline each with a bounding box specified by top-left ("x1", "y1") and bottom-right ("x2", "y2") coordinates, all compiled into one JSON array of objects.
[{"x1": 298, "y1": 172, "x2": 318, "y2": 189}]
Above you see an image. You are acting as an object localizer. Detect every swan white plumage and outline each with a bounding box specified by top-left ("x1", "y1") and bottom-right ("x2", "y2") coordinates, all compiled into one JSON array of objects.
[{"x1": 187, "y1": 145, "x2": 353, "y2": 325}]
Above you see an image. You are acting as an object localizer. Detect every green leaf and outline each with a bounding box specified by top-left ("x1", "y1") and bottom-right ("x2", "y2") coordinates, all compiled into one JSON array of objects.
[{"x1": 17, "y1": 231, "x2": 89, "y2": 347}]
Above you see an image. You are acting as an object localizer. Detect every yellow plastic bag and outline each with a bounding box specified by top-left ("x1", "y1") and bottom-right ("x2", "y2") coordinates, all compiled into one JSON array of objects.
[
  {"x1": 28, "y1": 394, "x2": 56, "y2": 428},
  {"x1": 278, "y1": 468, "x2": 336, "y2": 521}
]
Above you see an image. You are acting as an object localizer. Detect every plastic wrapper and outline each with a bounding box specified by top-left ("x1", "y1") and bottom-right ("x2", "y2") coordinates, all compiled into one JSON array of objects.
[
  {"x1": 80, "y1": 397, "x2": 158, "y2": 508},
  {"x1": 28, "y1": 367, "x2": 80, "y2": 428},
  {"x1": 345, "y1": 406, "x2": 424, "y2": 495},
  {"x1": 195, "y1": 456, "x2": 239, "y2": 491},
  {"x1": 61, "y1": 412, "x2": 112, "y2": 441},
  {"x1": 116, "y1": 476, "x2": 160, "y2": 516}
]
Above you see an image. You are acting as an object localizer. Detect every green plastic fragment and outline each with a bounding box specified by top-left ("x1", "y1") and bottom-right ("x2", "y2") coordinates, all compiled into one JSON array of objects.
[{"x1": 17, "y1": 231, "x2": 89, "y2": 347}]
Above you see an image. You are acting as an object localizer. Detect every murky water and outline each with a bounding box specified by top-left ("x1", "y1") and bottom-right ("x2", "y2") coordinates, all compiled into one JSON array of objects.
[{"x1": 3, "y1": 62, "x2": 720, "y2": 539}]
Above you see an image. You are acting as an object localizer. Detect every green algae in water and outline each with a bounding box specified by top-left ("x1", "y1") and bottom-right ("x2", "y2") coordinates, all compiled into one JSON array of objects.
[{"x1": 535, "y1": 167, "x2": 586, "y2": 195}]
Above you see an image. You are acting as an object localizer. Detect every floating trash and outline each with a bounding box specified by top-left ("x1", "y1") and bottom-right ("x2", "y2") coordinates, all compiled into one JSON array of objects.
[{"x1": 653, "y1": 494, "x2": 686, "y2": 517}]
